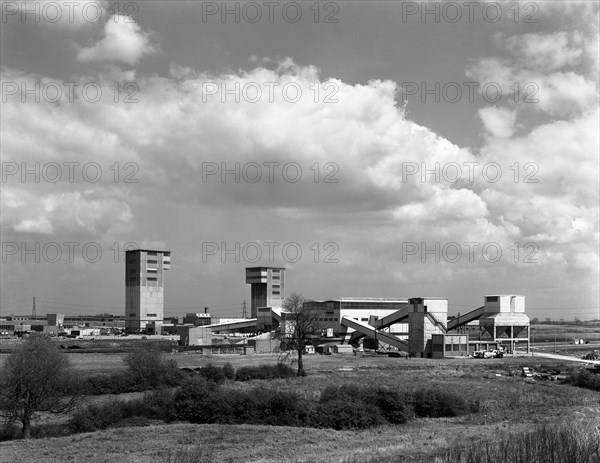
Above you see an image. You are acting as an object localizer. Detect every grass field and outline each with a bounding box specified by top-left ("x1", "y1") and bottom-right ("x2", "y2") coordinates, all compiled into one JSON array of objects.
[
  {"x1": 5, "y1": 419, "x2": 595, "y2": 463},
  {"x1": 532, "y1": 323, "x2": 600, "y2": 343},
  {"x1": 1, "y1": 350, "x2": 599, "y2": 462}
]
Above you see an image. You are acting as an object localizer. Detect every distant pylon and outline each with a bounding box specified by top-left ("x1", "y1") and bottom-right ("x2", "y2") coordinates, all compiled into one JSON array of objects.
[
  {"x1": 32, "y1": 296, "x2": 36, "y2": 319},
  {"x1": 242, "y1": 300, "x2": 247, "y2": 318}
]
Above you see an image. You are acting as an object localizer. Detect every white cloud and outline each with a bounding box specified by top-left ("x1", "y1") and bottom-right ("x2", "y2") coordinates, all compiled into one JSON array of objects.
[
  {"x1": 14, "y1": 217, "x2": 54, "y2": 234},
  {"x1": 1, "y1": 56, "x2": 597, "y2": 314},
  {"x1": 503, "y1": 32, "x2": 583, "y2": 71},
  {"x1": 467, "y1": 29, "x2": 599, "y2": 119},
  {"x1": 478, "y1": 107, "x2": 517, "y2": 138},
  {"x1": 77, "y1": 15, "x2": 157, "y2": 64}
]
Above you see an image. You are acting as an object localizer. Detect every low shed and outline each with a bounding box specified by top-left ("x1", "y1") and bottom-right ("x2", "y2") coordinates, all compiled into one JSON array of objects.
[{"x1": 333, "y1": 344, "x2": 354, "y2": 355}]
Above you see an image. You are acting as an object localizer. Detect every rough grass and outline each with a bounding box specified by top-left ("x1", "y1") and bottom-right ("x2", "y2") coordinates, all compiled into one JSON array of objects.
[
  {"x1": 1, "y1": 355, "x2": 599, "y2": 462},
  {"x1": 3, "y1": 419, "x2": 599, "y2": 463},
  {"x1": 344, "y1": 421, "x2": 600, "y2": 463}
]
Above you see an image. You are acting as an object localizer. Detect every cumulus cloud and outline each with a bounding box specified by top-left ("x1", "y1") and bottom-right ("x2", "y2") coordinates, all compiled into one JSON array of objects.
[
  {"x1": 2, "y1": 187, "x2": 133, "y2": 237},
  {"x1": 467, "y1": 29, "x2": 599, "y2": 119},
  {"x1": 502, "y1": 32, "x2": 583, "y2": 71},
  {"x1": 1, "y1": 49, "x2": 598, "y2": 315},
  {"x1": 77, "y1": 15, "x2": 157, "y2": 64},
  {"x1": 479, "y1": 107, "x2": 517, "y2": 138},
  {"x1": 14, "y1": 217, "x2": 54, "y2": 235}
]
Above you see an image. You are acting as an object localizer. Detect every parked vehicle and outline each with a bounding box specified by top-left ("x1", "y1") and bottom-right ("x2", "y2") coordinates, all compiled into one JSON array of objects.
[
  {"x1": 582, "y1": 350, "x2": 599, "y2": 360},
  {"x1": 473, "y1": 349, "x2": 504, "y2": 359}
]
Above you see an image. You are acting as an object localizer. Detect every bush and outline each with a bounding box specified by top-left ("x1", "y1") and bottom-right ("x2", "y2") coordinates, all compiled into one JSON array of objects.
[
  {"x1": 0, "y1": 423, "x2": 20, "y2": 441},
  {"x1": 371, "y1": 388, "x2": 413, "y2": 424},
  {"x1": 124, "y1": 348, "x2": 184, "y2": 391},
  {"x1": 569, "y1": 370, "x2": 600, "y2": 392},
  {"x1": 69, "y1": 389, "x2": 177, "y2": 434},
  {"x1": 222, "y1": 363, "x2": 235, "y2": 380},
  {"x1": 121, "y1": 390, "x2": 177, "y2": 422},
  {"x1": 69, "y1": 400, "x2": 125, "y2": 433},
  {"x1": 79, "y1": 371, "x2": 135, "y2": 395},
  {"x1": 412, "y1": 387, "x2": 469, "y2": 418},
  {"x1": 173, "y1": 378, "x2": 308, "y2": 427},
  {"x1": 30, "y1": 423, "x2": 74, "y2": 439},
  {"x1": 198, "y1": 364, "x2": 227, "y2": 384},
  {"x1": 320, "y1": 384, "x2": 413, "y2": 425},
  {"x1": 308, "y1": 399, "x2": 385, "y2": 430},
  {"x1": 173, "y1": 377, "x2": 221, "y2": 423},
  {"x1": 80, "y1": 354, "x2": 185, "y2": 395},
  {"x1": 246, "y1": 387, "x2": 309, "y2": 427},
  {"x1": 235, "y1": 363, "x2": 295, "y2": 381}
]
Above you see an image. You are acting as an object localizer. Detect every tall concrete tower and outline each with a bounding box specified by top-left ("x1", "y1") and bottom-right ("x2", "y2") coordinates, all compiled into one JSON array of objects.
[
  {"x1": 125, "y1": 249, "x2": 171, "y2": 331},
  {"x1": 245, "y1": 267, "x2": 285, "y2": 318}
]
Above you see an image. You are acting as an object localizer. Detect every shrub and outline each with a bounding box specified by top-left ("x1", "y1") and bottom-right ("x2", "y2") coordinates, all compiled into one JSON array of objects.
[
  {"x1": 235, "y1": 366, "x2": 267, "y2": 381},
  {"x1": 124, "y1": 348, "x2": 184, "y2": 391},
  {"x1": 69, "y1": 389, "x2": 177, "y2": 434},
  {"x1": 173, "y1": 378, "x2": 308, "y2": 427},
  {"x1": 80, "y1": 372, "x2": 135, "y2": 395},
  {"x1": 246, "y1": 387, "x2": 309, "y2": 427},
  {"x1": 320, "y1": 384, "x2": 365, "y2": 403},
  {"x1": 30, "y1": 423, "x2": 74, "y2": 439},
  {"x1": 173, "y1": 377, "x2": 221, "y2": 423},
  {"x1": 371, "y1": 388, "x2": 413, "y2": 424},
  {"x1": 69, "y1": 400, "x2": 125, "y2": 433},
  {"x1": 308, "y1": 399, "x2": 385, "y2": 430},
  {"x1": 320, "y1": 384, "x2": 413, "y2": 424},
  {"x1": 412, "y1": 387, "x2": 469, "y2": 418},
  {"x1": 0, "y1": 423, "x2": 20, "y2": 441},
  {"x1": 235, "y1": 363, "x2": 295, "y2": 381},
  {"x1": 121, "y1": 389, "x2": 177, "y2": 422},
  {"x1": 222, "y1": 363, "x2": 235, "y2": 380},
  {"x1": 569, "y1": 370, "x2": 600, "y2": 392},
  {"x1": 198, "y1": 364, "x2": 227, "y2": 384}
]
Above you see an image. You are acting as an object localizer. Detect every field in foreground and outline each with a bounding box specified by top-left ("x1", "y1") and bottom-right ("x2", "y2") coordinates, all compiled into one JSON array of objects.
[
  {"x1": 1, "y1": 352, "x2": 600, "y2": 462},
  {"x1": 2, "y1": 418, "x2": 599, "y2": 463}
]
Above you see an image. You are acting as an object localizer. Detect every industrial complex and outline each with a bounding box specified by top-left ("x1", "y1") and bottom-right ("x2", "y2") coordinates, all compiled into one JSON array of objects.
[{"x1": 1, "y1": 249, "x2": 531, "y2": 358}]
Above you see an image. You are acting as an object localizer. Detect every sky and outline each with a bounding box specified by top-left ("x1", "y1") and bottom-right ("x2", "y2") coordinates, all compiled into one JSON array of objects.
[{"x1": 1, "y1": 0, "x2": 599, "y2": 320}]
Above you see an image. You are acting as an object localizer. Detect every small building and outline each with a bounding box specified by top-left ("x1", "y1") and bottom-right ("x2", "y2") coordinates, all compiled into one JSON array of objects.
[
  {"x1": 333, "y1": 344, "x2": 354, "y2": 355},
  {"x1": 172, "y1": 325, "x2": 212, "y2": 346},
  {"x1": 430, "y1": 334, "x2": 469, "y2": 358},
  {"x1": 183, "y1": 313, "x2": 212, "y2": 326},
  {"x1": 247, "y1": 336, "x2": 280, "y2": 353},
  {"x1": 47, "y1": 313, "x2": 65, "y2": 327},
  {"x1": 316, "y1": 342, "x2": 338, "y2": 355}
]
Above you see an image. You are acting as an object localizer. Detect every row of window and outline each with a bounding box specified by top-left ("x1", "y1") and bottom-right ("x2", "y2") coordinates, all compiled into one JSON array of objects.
[{"x1": 127, "y1": 277, "x2": 159, "y2": 285}]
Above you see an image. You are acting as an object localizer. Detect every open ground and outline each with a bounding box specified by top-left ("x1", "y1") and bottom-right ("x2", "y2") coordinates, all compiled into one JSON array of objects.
[{"x1": 1, "y1": 349, "x2": 599, "y2": 463}]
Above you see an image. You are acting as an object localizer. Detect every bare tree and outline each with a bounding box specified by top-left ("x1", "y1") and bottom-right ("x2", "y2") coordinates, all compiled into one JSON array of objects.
[
  {"x1": 281, "y1": 293, "x2": 317, "y2": 376},
  {"x1": 0, "y1": 336, "x2": 77, "y2": 438}
]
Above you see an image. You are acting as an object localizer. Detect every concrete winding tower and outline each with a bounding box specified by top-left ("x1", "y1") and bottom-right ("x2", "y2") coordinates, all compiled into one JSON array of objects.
[
  {"x1": 245, "y1": 267, "x2": 285, "y2": 318},
  {"x1": 125, "y1": 249, "x2": 171, "y2": 331}
]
